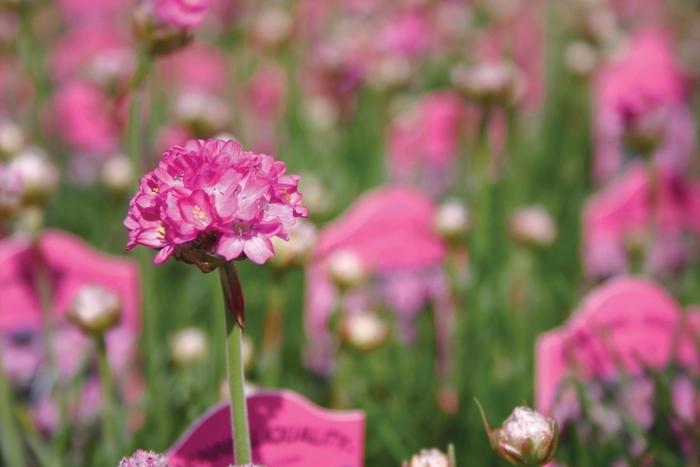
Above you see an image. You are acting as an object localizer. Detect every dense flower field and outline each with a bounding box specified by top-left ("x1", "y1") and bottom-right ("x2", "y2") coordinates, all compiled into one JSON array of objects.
[{"x1": 1, "y1": 0, "x2": 699, "y2": 466}]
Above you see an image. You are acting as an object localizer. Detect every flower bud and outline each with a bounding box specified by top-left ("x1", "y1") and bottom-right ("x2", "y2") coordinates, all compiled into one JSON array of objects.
[
  {"x1": 170, "y1": 327, "x2": 207, "y2": 366},
  {"x1": 0, "y1": 121, "x2": 23, "y2": 158},
  {"x1": 101, "y1": 154, "x2": 133, "y2": 192},
  {"x1": 9, "y1": 147, "x2": 59, "y2": 204},
  {"x1": 174, "y1": 91, "x2": 230, "y2": 135},
  {"x1": 269, "y1": 219, "x2": 317, "y2": 268},
  {"x1": 340, "y1": 311, "x2": 389, "y2": 352},
  {"x1": 66, "y1": 285, "x2": 122, "y2": 335},
  {"x1": 132, "y1": 3, "x2": 193, "y2": 56},
  {"x1": 564, "y1": 41, "x2": 598, "y2": 78},
  {"x1": 433, "y1": 199, "x2": 470, "y2": 242},
  {"x1": 451, "y1": 61, "x2": 521, "y2": 106},
  {"x1": 509, "y1": 206, "x2": 557, "y2": 248},
  {"x1": 119, "y1": 450, "x2": 168, "y2": 467},
  {"x1": 327, "y1": 250, "x2": 368, "y2": 290},
  {"x1": 478, "y1": 401, "x2": 559, "y2": 466},
  {"x1": 402, "y1": 448, "x2": 451, "y2": 467},
  {"x1": 253, "y1": 7, "x2": 293, "y2": 48}
]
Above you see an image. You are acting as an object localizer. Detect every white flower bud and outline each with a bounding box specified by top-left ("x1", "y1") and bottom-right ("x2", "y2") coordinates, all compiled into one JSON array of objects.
[
  {"x1": 341, "y1": 311, "x2": 389, "y2": 352},
  {"x1": 402, "y1": 448, "x2": 451, "y2": 467},
  {"x1": 509, "y1": 205, "x2": 557, "y2": 247},
  {"x1": 434, "y1": 199, "x2": 470, "y2": 241},
  {"x1": 0, "y1": 121, "x2": 23, "y2": 157},
  {"x1": 327, "y1": 250, "x2": 368, "y2": 290},
  {"x1": 9, "y1": 147, "x2": 59, "y2": 203},
  {"x1": 170, "y1": 327, "x2": 208, "y2": 366},
  {"x1": 67, "y1": 285, "x2": 121, "y2": 335},
  {"x1": 101, "y1": 154, "x2": 133, "y2": 192}
]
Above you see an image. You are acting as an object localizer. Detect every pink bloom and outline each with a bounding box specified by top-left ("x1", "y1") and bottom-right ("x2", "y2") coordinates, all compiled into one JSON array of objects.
[
  {"x1": 124, "y1": 138, "x2": 306, "y2": 268},
  {"x1": 304, "y1": 186, "x2": 452, "y2": 373},
  {"x1": 582, "y1": 163, "x2": 699, "y2": 278},
  {"x1": 593, "y1": 30, "x2": 693, "y2": 181},
  {"x1": 155, "y1": 0, "x2": 210, "y2": 28},
  {"x1": 156, "y1": 44, "x2": 228, "y2": 94},
  {"x1": 51, "y1": 81, "x2": 120, "y2": 155},
  {"x1": 387, "y1": 91, "x2": 463, "y2": 196},
  {"x1": 119, "y1": 450, "x2": 169, "y2": 467},
  {"x1": 377, "y1": 7, "x2": 431, "y2": 59},
  {"x1": 246, "y1": 63, "x2": 288, "y2": 120}
]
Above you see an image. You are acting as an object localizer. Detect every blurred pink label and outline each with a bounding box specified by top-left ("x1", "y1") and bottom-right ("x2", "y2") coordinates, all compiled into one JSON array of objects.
[
  {"x1": 536, "y1": 277, "x2": 700, "y2": 415},
  {"x1": 169, "y1": 390, "x2": 365, "y2": 467}
]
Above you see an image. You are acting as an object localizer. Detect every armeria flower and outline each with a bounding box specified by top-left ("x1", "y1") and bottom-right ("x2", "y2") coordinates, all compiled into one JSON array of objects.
[
  {"x1": 119, "y1": 450, "x2": 169, "y2": 467},
  {"x1": 124, "y1": 138, "x2": 306, "y2": 271},
  {"x1": 155, "y1": 0, "x2": 209, "y2": 29}
]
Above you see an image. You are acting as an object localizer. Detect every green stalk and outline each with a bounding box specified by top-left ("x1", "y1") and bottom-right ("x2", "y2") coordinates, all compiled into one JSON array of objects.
[
  {"x1": 219, "y1": 262, "x2": 252, "y2": 464},
  {"x1": 260, "y1": 271, "x2": 285, "y2": 386},
  {"x1": 0, "y1": 360, "x2": 26, "y2": 467},
  {"x1": 96, "y1": 335, "x2": 118, "y2": 461}
]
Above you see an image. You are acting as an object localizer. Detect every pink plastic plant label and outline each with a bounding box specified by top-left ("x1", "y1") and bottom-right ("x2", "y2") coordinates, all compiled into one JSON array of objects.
[
  {"x1": 169, "y1": 390, "x2": 365, "y2": 467},
  {"x1": 536, "y1": 277, "x2": 700, "y2": 415}
]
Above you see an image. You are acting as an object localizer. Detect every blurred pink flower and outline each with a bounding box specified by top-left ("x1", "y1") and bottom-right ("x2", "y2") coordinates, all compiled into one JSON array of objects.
[
  {"x1": 50, "y1": 22, "x2": 133, "y2": 83},
  {"x1": 582, "y1": 163, "x2": 700, "y2": 278},
  {"x1": 377, "y1": 7, "x2": 431, "y2": 59},
  {"x1": 51, "y1": 81, "x2": 120, "y2": 155},
  {"x1": 0, "y1": 229, "x2": 141, "y2": 346},
  {"x1": 57, "y1": 0, "x2": 133, "y2": 23},
  {"x1": 387, "y1": 91, "x2": 463, "y2": 196},
  {"x1": 124, "y1": 138, "x2": 306, "y2": 268},
  {"x1": 593, "y1": 30, "x2": 693, "y2": 181},
  {"x1": 155, "y1": 0, "x2": 210, "y2": 28},
  {"x1": 304, "y1": 186, "x2": 452, "y2": 373},
  {"x1": 246, "y1": 63, "x2": 288, "y2": 120},
  {"x1": 156, "y1": 43, "x2": 228, "y2": 93}
]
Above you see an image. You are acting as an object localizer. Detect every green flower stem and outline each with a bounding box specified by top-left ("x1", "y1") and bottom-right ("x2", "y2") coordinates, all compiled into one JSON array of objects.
[
  {"x1": 96, "y1": 335, "x2": 119, "y2": 461},
  {"x1": 219, "y1": 262, "x2": 252, "y2": 464},
  {"x1": 0, "y1": 360, "x2": 26, "y2": 467}
]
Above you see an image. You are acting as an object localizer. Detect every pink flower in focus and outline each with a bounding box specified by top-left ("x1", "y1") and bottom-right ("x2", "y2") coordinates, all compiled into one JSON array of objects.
[
  {"x1": 52, "y1": 81, "x2": 120, "y2": 155},
  {"x1": 387, "y1": 91, "x2": 463, "y2": 196},
  {"x1": 594, "y1": 30, "x2": 693, "y2": 181},
  {"x1": 119, "y1": 450, "x2": 169, "y2": 467},
  {"x1": 155, "y1": 0, "x2": 210, "y2": 28},
  {"x1": 124, "y1": 138, "x2": 306, "y2": 268}
]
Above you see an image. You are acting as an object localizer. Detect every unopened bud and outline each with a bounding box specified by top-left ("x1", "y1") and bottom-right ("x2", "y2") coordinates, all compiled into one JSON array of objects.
[
  {"x1": 452, "y1": 61, "x2": 521, "y2": 106},
  {"x1": 402, "y1": 448, "x2": 451, "y2": 467},
  {"x1": 132, "y1": 3, "x2": 192, "y2": 56},
  {"x1": 341, "y1": 311, "x2": 389, "y2": 352},
  {"x1": 253, "y1": 7, "x2": 293, "y2": 48},
  {"x1": 101, "y1": 154, "x2": 133, "y2": 192},
  {"x1": 477, "y1": 400, "x2": 559, "y2": 466},
  {"x1": 10, "y1": 147, "x2": 59, "y2": 204},
  {"x1": 327, "y1": 250, "x2": 368, "y2": 290},
  {"x1": 434, "y1": 199, "x2": 470, "y2": 242},
  {"x1": 564, "y1": 41, "x2": 598, "y2": 77},
  {"x1": 0, "y1": 121, "x2": 23, "y2": 158},
  {"x1": 269, "y1": 219, "x2": 317, "y2": 268},
  {"x1": 170, "y1": 327, "x2": 207, "y2": 366},
  {"x1": 509, "y1": 206, "x2": 557, "y2": 248},
  {"x1": 67, "y1": 285, "x2": 121, "y2": 335}
]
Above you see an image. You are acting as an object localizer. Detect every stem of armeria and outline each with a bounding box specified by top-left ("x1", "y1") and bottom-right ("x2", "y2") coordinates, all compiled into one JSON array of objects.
[{"x1": 219, "y1": 262, "x2": 252, "y2": 464}]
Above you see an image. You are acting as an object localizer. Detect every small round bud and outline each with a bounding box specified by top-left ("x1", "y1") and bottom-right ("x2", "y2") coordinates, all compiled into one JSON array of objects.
[
  {"x1": 341, "y1": 311, "x2": 389, "y2": 352},
  {"x1": 509, "y1": 205, "x2": 557, "y2": 248},
  {"x1": 433, "y1": 199, "x2": 470, "y2": 242},
  {"x1": 269, "y1": 219, "x2": 317, "y2": 268},
  {"x1": 132, "y1": 3, "x2": 192, "y2": 56},
  {"x1": 169, "y1": 327, "x2": 208, "y2": 366},
  {"x1": 327, "y1": 250, "x2": 368, "y2": 290},
  {"x1": 564, "y1": 41, "x2": 598, "y2": 77},
  {"x1": 402, "y1": 448, "x2": 451, "y2": 467},
  {"x1": 0, "y1": 121, "x2": 23, "y2": 158},
  {"x1": 490, "y1": 406, "x2": 559, "y2": 466},
  {"x1": 101, "y1": 154, "x2": 133, "y2": 192},
  {"x1": 66, "y1": 285, "x2": 122, "y2": 335},
  {"x1": 9, "y1": 147, "x2": 59, "y2": 204},
  {"x1": 451, "y1": 61, "x2": 521, "y2": 106},
  {"x1": 253, "y1": 7, "x2": 293, "y2": 48}
]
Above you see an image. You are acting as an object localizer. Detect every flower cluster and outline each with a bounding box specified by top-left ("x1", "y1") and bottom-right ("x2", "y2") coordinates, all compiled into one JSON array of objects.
[
  {"x1": 124, "y1": 138, "x2": 306, "y2": 270},
  {"x1": 118, "y1": 450, "x2": 168, "y2": 467}
]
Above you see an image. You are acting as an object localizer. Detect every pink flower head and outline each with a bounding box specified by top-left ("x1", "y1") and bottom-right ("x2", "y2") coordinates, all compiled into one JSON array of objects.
[
  {"x1": 582, "y1": 163, "x2": 699, "y2": 278},
  {"x1": 119, "y1": 450, "x2": 168, "y2": 467},
  {"x1": 156, "y1": 44, "x2": 228, "y2": 94},
  {"x1": 594, "y1": 30, "x2": 693, "y2": 181},
  {"x1": 51, "y1": 80, "x2": 120, "y2": 155},
  {"x1": 155, "y1": 0, "x2": 210, "y2": 28},
  {"x1": 124, "y1": 138, "x2": 306, "y2": 270},
  {"x1": 387, "y1": 91, "x2": 463, "y2": 196}
]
